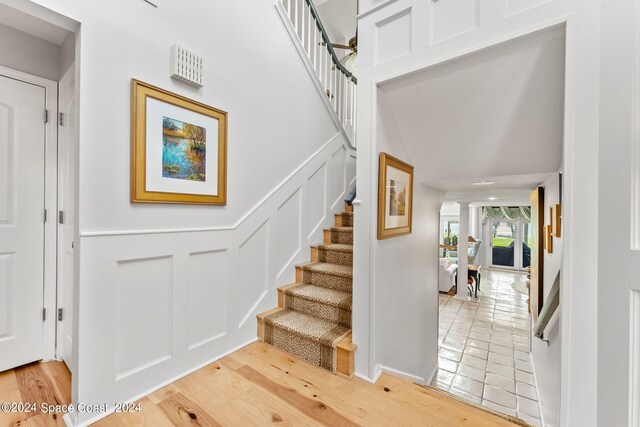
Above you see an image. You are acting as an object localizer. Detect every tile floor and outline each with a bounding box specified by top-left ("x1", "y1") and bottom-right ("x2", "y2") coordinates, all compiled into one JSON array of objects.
[{"x1": 432, "y1": 269, "x2": 542, "y2": 426}]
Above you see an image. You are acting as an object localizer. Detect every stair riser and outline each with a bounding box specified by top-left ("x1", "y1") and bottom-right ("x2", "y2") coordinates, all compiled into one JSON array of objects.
[
  {"x1": 264, "y1": 325, "x2": 337, "y2": 372},
  {"x1": 334, "y1": 213, "x2": 353, "y2": 228},
  {"x1": 284, "y1": 294, "x2": 351, "y2": 328},
  {"x1": 317, "y1": 248, "x2": 353, "y2": 266},
  {"x1": 302, "y1": 270, "x2": 352, "y2": 292},
  {"x1": 330, "y1": 230, "x2": 353, "y2": 245}
]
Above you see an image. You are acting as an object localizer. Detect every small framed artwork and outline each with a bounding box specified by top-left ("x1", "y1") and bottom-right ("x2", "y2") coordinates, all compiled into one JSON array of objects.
[
  {"x1": 545, "y1": 225, "x2": 553, "y2": 253},
  {"x1": 551, "y1": 203, "x2": 561, "y2": 237},
  {"x1": 131, "y1": 79, "x2": 227, "y2": 204},
  {"x1": 377, "y1": 152, "x2": 413, "y2": 240}
]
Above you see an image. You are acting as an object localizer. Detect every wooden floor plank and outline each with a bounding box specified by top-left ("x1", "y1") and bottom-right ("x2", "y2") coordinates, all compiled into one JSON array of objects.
[
  {"x1": 14, "y1": 362, "x2": 65, "y2": 418},
  {"x1": 235, "y1": 364, "x2": 359, "y2": 426},
  {"x1": 1, "y1": 343, "x2": 523, "y2": 426},
  {"x1": 158, "y1": 392, "x2": 222, "y2": 427},
  {"x1": 40, "y1": 361, "x2": 71, "y2": 405}
]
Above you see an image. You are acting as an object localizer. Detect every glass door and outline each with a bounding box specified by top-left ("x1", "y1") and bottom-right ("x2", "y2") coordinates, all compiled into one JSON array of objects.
[
  {"x1": 491, "y1": 220, "x2": 516, "y2": 268},
  {"x1": 522, "y1": 220, "x2": 532, "y2": 269},
  {"x1": 489, "y1": 218, "x2": 530, "y2": 270}
]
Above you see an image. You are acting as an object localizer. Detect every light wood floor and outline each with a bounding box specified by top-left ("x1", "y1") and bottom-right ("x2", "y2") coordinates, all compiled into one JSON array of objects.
[
  {"x1": 1, "y1": 342, "x2": 522, "y2": 426},
  {"x1": 0, "y1": 359, "x2": 71, "y2": 426}
]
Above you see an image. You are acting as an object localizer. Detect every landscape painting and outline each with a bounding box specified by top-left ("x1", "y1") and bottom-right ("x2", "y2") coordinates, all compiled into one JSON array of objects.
[
  {"x1": 388, "y1": 179, "x2": 406, "y2": 216},
  {"x1": 378, "y1": 152, "x2": 413, "y2": 239},
  {"x1": 131, "y1": 79, "x2": 227, "y2": 205},
  {"x1": 162, "y1": 116, "x2": 206, "y2": 181}
]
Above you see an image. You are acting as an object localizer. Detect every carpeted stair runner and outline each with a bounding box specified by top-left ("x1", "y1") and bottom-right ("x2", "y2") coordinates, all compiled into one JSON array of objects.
[{"x1": 258, "y1": 210, "x2": 354, "y2": 374}]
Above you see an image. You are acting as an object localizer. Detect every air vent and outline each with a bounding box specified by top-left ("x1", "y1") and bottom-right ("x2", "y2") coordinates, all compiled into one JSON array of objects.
[{"x1": 170, "y1": 45, "x2": 203, "y2": 88}]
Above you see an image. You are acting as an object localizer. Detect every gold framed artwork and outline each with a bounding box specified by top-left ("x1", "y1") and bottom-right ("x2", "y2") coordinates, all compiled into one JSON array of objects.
[
  {"x1": 131, "y1": 79, "x2": 227, "y2": 204},
  {"x1": 551, "y1": 203, "x2": 561, "y2": 237},
  {"x1": 544, "y1": 225, "x2": 553, "y2": 253},
  {"x1": 377, "y1": 152, "x2": 413, "y2": 240}
]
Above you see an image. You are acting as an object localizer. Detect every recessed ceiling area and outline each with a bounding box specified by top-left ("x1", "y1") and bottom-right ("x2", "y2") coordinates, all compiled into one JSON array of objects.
[{"x1": 379, "y1": 25, "x2": 566, "y2": 205}]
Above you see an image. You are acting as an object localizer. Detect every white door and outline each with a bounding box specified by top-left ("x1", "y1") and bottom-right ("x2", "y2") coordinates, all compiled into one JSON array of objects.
[
  {"x1": 57, "y1": 67, "x2": 75, "y2": 369},
  {"x1": 0, "y1": 75, "x2": 47, "y2": 371}
]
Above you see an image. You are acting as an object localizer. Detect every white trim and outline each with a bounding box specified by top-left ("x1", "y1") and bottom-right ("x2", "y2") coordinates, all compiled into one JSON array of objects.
[
  {"x1": 529, "y1": 350, "x2": 547, "y2": 427},
  {"x1": 0, "y1": 64, "x2": 59, "y2": 363},
  {"x1": 64, "y1": 337, "x2": 258, "y2": 427},
  {"x1": 358, "y1": 0, "x2": 401, "y2": 20},
  {"x1": 426, "y1": 364, "x2": 438, "y2": 386},
  {"x1": 79, "y1": 132, "x2": 344, "y2": 237},
  {"x1": 372, "y1": 15, "x2": 571, "y2": 87},
  {"x1": 274, "y1": 1, "x2": 356, "y2": 149},
  {"x1": 379, "y1": 365, "x2": 426, "y2": 384}
]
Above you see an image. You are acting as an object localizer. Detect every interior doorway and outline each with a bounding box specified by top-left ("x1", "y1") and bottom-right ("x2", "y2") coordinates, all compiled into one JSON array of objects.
[
  {"x1": 0, "y1": 69, "x2": 53, "y2": 371},
  {"x1": 0, "y1": 0, "x2": 78, "y2": 388}
]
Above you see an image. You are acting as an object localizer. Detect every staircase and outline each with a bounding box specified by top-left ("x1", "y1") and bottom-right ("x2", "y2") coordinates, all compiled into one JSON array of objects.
[{"x1": 257, "y1": 203, "x2": 356, "y2": 378}]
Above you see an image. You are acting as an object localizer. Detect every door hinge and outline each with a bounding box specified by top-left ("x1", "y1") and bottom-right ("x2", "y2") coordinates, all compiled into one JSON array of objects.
[
  {"x1": 44, "y1": 110, "x2": 49, "y2": 123},
  {"x1": 42, "y1": 308, "x2": 46, "y2": 321},
  {"x1": 58, "y1": 211, "x2": 64, "y2": 224},
  {"x1": 58, "y1": 112, "x2": 64, "y2": 126},
  {"x1": 43, "y1": 209, "x2": 47, "y2": 223},
  {"x1": 58, "y1": 308, "x2": 63, "y2": 321}
]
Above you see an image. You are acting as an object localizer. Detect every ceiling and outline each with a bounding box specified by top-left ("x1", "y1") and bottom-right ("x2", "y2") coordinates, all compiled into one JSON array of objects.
[
  {"x1": 0, "y1": 3, "x2": 70, "y2": 45},
  {"x1": 314, "y1": 0, "x2": 357, "y2": 47},
  {"x1": 379, "y1": 25, "x2": 566, "y2": 205}
]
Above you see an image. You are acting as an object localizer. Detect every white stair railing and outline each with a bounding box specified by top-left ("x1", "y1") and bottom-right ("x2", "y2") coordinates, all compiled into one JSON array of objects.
[{"x1": 275, "y1": 0, "x2": 357, "y2": 147}]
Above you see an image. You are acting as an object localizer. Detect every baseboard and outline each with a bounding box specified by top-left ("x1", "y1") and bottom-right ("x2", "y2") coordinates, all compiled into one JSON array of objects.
[
  {"x1": 427, "y1": 363, "x2": 438, "y2": 386},
  {"x1": 380, "y1": 365, "x2": 426, "y2": 384},
  {"x1": 67, "y1": 337, "x2": 258, "y2": 427},
  {"x1": 354, "y1": 363, "x2": 382, "y2": 384},
  {"x1": 529, "y1": 350, "x2": 547, "y2": 427}
]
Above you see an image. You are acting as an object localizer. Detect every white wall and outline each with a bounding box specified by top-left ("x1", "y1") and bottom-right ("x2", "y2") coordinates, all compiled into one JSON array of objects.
[
  {"x1": 531, "y1": 172, "x2": 562, "y2": 427},
  {"x1": 355, "y1": 0, "x2": 601, "y2": 424},
  {"x1": 58, "y1": 31, "x2": 74, "y2": 76},
  {"x1": 0, "y1": 22, "x2": 60, "y2": 81},
  {"x1": 371, "y1": 89, "x2": 444, "y2": 382},
  {"x1": 11, "y1": 0, "x2": 356, "y2": 425}
]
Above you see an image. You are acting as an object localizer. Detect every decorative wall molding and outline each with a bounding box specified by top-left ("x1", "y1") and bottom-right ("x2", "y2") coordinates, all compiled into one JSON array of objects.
[
  {"x1": 75, "y1": 131, "x2": 356, "y2": 425},
  {"x1": 80, "y1": 132, "x2": 344, "y2": 238}
]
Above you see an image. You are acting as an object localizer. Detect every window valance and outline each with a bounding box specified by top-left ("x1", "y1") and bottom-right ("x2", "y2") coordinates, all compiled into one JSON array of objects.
[{"x1": 483, "y1": 206, "x2": 531, "y2": 222}]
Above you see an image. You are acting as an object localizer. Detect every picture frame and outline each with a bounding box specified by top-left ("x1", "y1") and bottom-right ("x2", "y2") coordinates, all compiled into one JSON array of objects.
[
  {"x1": 545, "y1": 225, "x2": 553, "y2": 253},
  {"x1": 551, "y1": 203, "x2": 561, "y2": 237},
  {"x1": 131, "y1": 79, "x2": 227, "y2": 204},
  {"x1": 377, "y1": 152, "x2": 414, "y2": 240}
]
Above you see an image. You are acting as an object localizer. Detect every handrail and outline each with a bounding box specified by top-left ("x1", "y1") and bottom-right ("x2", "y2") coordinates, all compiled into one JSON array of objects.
[
  {"x1": 276, "y1": 0, "x2": 358, "y2": 147},
  {"x1": 533, "y1": 270, "x2": 560, "y2": 339},
  {"x1": 304, "y1": 0, "x2": 357, "y2": 84}
]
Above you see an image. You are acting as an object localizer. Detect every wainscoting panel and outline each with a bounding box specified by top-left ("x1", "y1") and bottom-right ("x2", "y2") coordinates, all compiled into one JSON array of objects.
[
  {"x1": 307, "y1": 164, "x2": 327, "y2": 240},
  {"x1": 238, "y1": 221, "x2": 269, "y2": 327},
  {"x1": 188, "y1": 250, "x2": 227, "y2": 350},
  {"x1": 276, "y1": 189, "x2": 302, "y2": 278},
  {"x1": 375, "y1": 8, "x2": 412, "y2": 64},
  {"x1": 430, "y1": 0, "x2": 478, "y2": 44},
  {"x1": 505, "y1": 0, "x2": 552, "y2": 17},
  {"x1": 347, "y1": 153, "x2": 357, "y2": 188},
  {"x1": 115, "y1": 256, "x2": 173, "y2": 379},
  {"x1": 74, "y1": 132, "x2": 355, "y2": 425},
  {"x1": 329, "y1": 146, "x2": 347, "y2": 209},
  {"x1": 0, "y1": 253, "x2": 13, "y2": 339}
]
